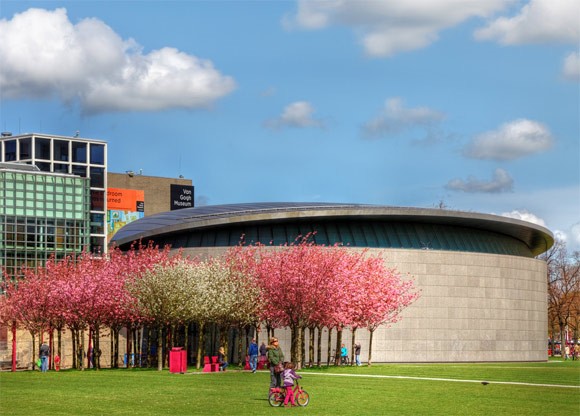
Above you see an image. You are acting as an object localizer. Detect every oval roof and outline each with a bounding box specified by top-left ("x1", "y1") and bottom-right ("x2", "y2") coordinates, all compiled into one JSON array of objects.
[{"x1": 109, "y1": 202, "x2": 554, "y2": 256}]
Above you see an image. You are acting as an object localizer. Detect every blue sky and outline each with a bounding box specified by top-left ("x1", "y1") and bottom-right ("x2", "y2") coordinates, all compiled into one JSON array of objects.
[{"x1": 1, "y1": 0, "x2": 579, "y2": 250}]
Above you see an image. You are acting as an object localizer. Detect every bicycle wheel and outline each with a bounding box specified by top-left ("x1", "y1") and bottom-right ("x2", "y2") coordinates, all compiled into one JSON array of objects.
[
  {"x1": 296, "y1": 389, "x2": 310, "y2": 407},
  {"x1": 268, "y1": 391, "x2": 284, "y2": 407}
]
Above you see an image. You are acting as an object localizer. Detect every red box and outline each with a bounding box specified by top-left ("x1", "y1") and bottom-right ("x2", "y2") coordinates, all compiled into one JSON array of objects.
[{"x1": 169, "y1": 347, "x2": 187, "y2": 373}]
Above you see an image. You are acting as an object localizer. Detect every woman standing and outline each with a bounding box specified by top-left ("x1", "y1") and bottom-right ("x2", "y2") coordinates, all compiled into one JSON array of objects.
[{"x1": 267, "y1": 337, "x2": 284, "y2": 392}]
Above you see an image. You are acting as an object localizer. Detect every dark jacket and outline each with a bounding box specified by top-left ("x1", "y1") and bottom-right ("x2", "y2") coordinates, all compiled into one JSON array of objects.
[{"x1": 40, "y1": 343, "x2": 50, "y2": 357}]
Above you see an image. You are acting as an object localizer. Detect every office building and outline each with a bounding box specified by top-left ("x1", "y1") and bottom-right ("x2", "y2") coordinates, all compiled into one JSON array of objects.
[{"x1": 1, "y1": 133, "x2": 107, "y2": 255}]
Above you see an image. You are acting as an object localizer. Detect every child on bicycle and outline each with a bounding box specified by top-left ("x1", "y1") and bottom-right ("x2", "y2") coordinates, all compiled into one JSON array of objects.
[{"x1": 282, "y1": 362, "x2": 301, "y2": 407}]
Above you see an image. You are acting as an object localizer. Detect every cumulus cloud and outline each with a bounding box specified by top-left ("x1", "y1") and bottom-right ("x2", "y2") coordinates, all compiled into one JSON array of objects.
[
  {"x1": 264, "y1": 101, "x2": 325, "y2": 130},
  {"x1": 562, "y1": 51, "x2": 580, "y2": 82},
  {"x1": 283, "y1": 0, "x2": 509, "y2": 57},
  {"x1": 463, "y1": 119, "x2": 554, "y2": 161},
  {"x1": 0, "y1": 8, "x2": 236, "y2": 114},
  {"x1": 475, "y1": 0, "x2": 580, "y2": 45},
  {"x1": 446, "y1": 168, "x2": 514, "y2": 193},
  {"x1": 362, "y1": 97, "x2": 445, "y2": 139},
  {"x1": 499, "y1": 209, "x2": 547, "y2": 227}
]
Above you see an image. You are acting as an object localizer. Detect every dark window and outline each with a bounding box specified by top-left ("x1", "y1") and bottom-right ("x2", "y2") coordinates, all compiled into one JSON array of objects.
[
  {"x1": 90, "y1": 167, "x2": 104, "y2": 188},
  {"x1": 90, "y1": 213, "x2": 104, "y2": 234},
  {"x1": 35, "y1": 162, "x2": 51, "y2": 172},
  {"x1": 90, "y1": 143, "x2": 105, "y2": 165},
  {"x1": 72, "y1": 165, "x2": 86, "y2": 177},
  {"x1": 53, "y1": 140, "x2": 69, "y2": 161},
  {"x1": 91, "y1": 190, "x2": 104, "y2": 211},
  {"x1": 54, "y1": 163, "x2": 69, "y2": 174},
  {"x1": 90, "y1": 237, "x2": 104, "y2": 254},
  {"x1": 35, "y1": 138, "x2": 51, "y2": 160},
  {"x1": 72, "y1": 142, "x2": 87, "y2": 163},
  {"x1": 19, "y1": 138, "x2": 31, "y2": 159},
  {"x1": 4, "y1": 140, "x2": 16, "y2": 161}
]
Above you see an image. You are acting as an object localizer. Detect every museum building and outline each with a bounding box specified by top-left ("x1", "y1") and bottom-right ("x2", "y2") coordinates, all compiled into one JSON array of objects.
[{"x1": 110, "y1": 202, "x2": 554, "y2": 362}]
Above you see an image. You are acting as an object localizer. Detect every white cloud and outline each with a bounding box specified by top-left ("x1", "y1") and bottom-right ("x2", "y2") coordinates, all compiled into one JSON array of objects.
[
  {"x1": 265, "y1": 101, "x2": 325, "y2": 130},
  {"x1": 475, "y1": 0, "x2": 580, "y2": 45},
  {"x1": 0, "y1": 8, "x2": 236, "y2": 114},
  {"x1": 362, "y1": 97, "x2": 445, "y2": 139},
  {"x1": 562, "y1": 51, "x2": 580, "y2": 82},
  {"x1": 499, "y1": 209, "x2": 546, "y2": 227},
  {"x1": 445, "y1": 184, "x2": 580, "y2": 251},
  {"x1": 571, "y1": 223, "x2": 580, "y2": 248},
  {"x1": 284, "y1": 0, "x2": 510, "y2": 57},
  {"x1": 446, "y1": 168, "x2": 514, "y2": 193},
  {"x1": 463, "y1": 119, "x2": 554, "y2": 161},
  {"x1": 550, "y1": 224, "x2": 580, "y2": 252}
]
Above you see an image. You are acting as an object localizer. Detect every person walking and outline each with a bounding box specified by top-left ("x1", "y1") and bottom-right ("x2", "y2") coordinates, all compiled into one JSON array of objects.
[
  {"x1": 259, "y1": 341, "x2": 267, "y2": 358},
  {"x1": 217, "y1": 347, "x2": 228, "y2": 371},
  {"x1": 340, "y1": 343, "x2": 348, "y2": 365},
  {"x1": 267, "y1": 337, "x2": 284, "y2": 393},
  {"x1": 354, "y1": 342, "x2": 361, "y2": 366},
  {"x1": 39, "y1": 342, "x2": 50, "y2": 372},
  {"x1": 248, "y1": 338, "x2": 259, "y2": 373}
]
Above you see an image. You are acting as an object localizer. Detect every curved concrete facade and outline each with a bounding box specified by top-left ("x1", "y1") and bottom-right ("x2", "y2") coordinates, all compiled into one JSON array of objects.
[{"x1": 110, "y1": 203, "x2": 552, "y2": 362}]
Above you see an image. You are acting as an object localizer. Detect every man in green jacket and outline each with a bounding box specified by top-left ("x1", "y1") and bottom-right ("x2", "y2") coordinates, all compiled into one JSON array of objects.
[{"x1": 267, "y1": 337, "x2": 284, "y2": 391}]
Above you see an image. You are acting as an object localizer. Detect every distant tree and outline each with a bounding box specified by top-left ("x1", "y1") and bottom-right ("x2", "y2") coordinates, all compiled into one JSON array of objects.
[{"x1": 543, "y1": 241, "x2": 580, "y2": 353}]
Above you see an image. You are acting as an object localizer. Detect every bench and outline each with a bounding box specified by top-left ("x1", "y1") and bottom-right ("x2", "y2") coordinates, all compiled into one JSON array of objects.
[{"x1": 202, "y1": 356, "x2": 219, "y2": 372}]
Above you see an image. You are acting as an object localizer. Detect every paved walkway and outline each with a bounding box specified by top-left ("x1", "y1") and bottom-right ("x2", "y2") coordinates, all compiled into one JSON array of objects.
[{"x1": 306, "y1": 372, "x2": 580, "y2": 389}]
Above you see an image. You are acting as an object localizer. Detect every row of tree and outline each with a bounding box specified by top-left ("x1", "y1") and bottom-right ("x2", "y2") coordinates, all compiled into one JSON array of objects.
[
  {"x1": 543, "y1": 240, "x2": 580, "y2": 347},
  {"x1": 1, "y1": 237, "x2": 419, "y2": 370}
]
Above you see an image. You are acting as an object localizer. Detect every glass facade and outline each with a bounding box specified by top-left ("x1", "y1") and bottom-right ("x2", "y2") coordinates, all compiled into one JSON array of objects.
[
  {"x1": 1, "y1": 134, "x2": 107, "y2": 255},
  {"x1": 0, "y1": 169, "x2": 90, "y2": 279},
  {"x1": 151, "y1": 219, "x2": 534, "y2": 258}
]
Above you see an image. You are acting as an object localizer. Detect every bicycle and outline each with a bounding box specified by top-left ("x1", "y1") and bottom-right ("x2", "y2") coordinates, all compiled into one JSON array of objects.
[{"x1": 268, "y1": 380, "x2": 310, "y2": 407}]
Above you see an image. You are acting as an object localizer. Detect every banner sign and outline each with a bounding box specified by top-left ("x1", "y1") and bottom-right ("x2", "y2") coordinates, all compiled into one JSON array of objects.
[
  {"x1": 107, "y1": 188, "x2": 145, "y2": 239},
  {"x1": 170, "y1": 184, "x2": 194, "y2": 210}
]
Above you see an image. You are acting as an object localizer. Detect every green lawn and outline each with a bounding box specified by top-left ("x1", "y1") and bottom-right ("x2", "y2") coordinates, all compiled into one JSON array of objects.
[{"x1": 1, "y1": 361, "x2": 578, "y2": 415}]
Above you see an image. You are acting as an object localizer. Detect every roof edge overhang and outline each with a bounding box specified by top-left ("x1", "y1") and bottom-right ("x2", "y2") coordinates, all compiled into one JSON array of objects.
[{"x1": 109, "y1": 203, "x2": 554, "y2": 256}]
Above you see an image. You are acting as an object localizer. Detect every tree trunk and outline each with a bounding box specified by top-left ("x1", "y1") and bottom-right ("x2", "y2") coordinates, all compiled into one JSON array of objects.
[
  {"x1": 290, "y1": 324, "x2": 303, "y2": 369},
  {"x1": 157, "y1": 326, "x2": 163, "y2": 371},
  {"x1": 560, "y1": 323, "x2": 567, "y2": 360},
  {"x1": 316, "y1": 326, "x2": 322, "y2": 367},
  {"x1": 80, "y1": 329, "x2": 85, "y2": 371},
  {"x1": 11, "y1": 322, "x2": 17, "y2": 372},
  {"x1": 126, "y1": 327, "x2": 132, "y2": 368},
  {"x1": 326, "y1": 327, "x2": 332, "y2": 366},
  {"x1": 196, "y1": 322, "x2": 205, "y2": 370},
  {"x1": 238, "y1": 325, "x2": 245, "y2": 367},
  {"x1": 72, "y1": 329, "x2": 77, "y2": 369},
  {"x1": 301, "y1": 326, "x2": 306, "y2": 367},
  {"x1": 308, "y1": 326, "x2": 315, "y2": 367},
  {"x1": 95, "y1": 328, "x2": 101, "y2": 370},
  {"x1": 351, "y1": 327, "x2": 357, "y2": 366},
  {"x1": 31, "y1": 331, "x2": 37, "y2": 370},
  {"x1": 113, "y1": 328, "x2": 119, "y2": 369},
  {"x1": 87, "y1": 328, "x2": 93, "y2": 369},
  {"x1": 49, "y1": 329, "x2": 54, "y2": 371},
  {"x1": 335, "y1": 328, "x2": 343, "y2": 366},
  {"x1": 368, "y1": 329, "x2": 374, "y2": 366},
  {"x1": 57, "y1": 328, "x2": 62, "y2": 368}
]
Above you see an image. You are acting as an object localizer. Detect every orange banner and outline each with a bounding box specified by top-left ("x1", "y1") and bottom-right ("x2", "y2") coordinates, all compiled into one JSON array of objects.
[{"x1": 107, "y1": 188, "x2": 144, "y2": 211}]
